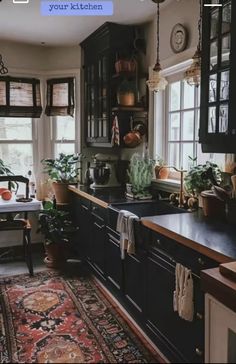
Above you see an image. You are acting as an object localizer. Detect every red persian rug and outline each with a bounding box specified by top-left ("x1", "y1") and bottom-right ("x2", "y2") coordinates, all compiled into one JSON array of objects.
[{"x1": 0, "y1": 271, "x2": 159, "y2": 363}]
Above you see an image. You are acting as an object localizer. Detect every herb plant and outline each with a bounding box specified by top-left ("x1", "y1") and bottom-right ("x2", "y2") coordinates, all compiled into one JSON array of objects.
[{"x1": 127, "y1": 153, "x2": 155, "y2": 196}]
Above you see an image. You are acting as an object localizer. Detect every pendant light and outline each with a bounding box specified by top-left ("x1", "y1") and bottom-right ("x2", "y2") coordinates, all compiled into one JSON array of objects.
[
  {"x1": 184, "y1": 0, "x2": 202, "y2": 87},
  {"x1": 146, "y1": 0, "x2": 168, "y2": 92}
]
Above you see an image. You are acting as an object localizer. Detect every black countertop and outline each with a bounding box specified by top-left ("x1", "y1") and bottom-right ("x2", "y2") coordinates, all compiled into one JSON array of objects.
[{"x1": 70, "y1": 185, "x2": 236, "y2": 262}]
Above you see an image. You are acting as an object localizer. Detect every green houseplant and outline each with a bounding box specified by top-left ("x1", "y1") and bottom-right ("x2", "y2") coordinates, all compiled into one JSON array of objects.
[
  {"x1": 127, "y1": 153, "x2": 155, "y2": 199},
  {"x1": 41, "y1": 153, "x2": 80, "y2": 204},
  {"x1": 184, "y1": 161, "x2": 222, "y2": 200},
  {"x1": 38, "y1": 201, "x2": 78, "y2": 268}
]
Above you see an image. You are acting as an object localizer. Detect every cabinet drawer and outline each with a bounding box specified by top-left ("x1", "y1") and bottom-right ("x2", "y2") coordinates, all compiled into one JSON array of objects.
[
  {"x1": 80, "y1": 197, "x2": 91, "y2": 209},
  {"x1": 91, "y1": 203, "x2": 107, "y2": 221},
  {"x1": 151, "y1": 232, "x2": 218, "y2": 276}
]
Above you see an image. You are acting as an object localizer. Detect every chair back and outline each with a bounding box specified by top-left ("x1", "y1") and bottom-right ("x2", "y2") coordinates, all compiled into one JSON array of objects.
[{"x1": 0, "y1": 175, "x2": 29, "y2": 198}]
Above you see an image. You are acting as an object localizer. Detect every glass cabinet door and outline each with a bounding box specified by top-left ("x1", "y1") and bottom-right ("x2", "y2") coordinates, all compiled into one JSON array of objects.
[
  {"x1": 206, "y1": 0, "x2": 231, "y2": 138},
  {"x1": 85, "y1": 64, "x2": 96, "y2": 139},
  {"x1": 97, "y1": 52, "x2": 109, "y2": 140}
]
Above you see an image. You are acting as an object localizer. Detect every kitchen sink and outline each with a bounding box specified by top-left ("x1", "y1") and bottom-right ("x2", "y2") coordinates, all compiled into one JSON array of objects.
[
  {"x1": 108, "y1": 200, "x2": 188, "y2": 232},
  {"x1": 110, "y1": 200, "x2": 187, "y2": 217}
]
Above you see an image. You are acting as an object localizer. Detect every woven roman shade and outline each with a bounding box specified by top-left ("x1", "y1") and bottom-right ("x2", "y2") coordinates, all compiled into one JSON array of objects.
[
  {"x1": 0, "y1": 76, "x2": 42, "y2": 118},
  {"x1": 45, "y1": 77, "x2": 75, "y2": 117}
]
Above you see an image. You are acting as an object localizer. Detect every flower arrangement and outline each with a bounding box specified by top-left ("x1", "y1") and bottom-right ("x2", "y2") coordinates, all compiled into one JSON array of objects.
[{"x1": 127, "y1": 153, "x2": 155, "y2": 198}]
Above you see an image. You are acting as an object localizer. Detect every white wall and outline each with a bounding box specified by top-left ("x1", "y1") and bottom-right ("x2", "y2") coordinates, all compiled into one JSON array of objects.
[
  {"x1": 145, "y1": 0, "x2": 199, "y2": 69},
  {"x1": 0, "y1": 40, "x2": 81, "y2": 71}
]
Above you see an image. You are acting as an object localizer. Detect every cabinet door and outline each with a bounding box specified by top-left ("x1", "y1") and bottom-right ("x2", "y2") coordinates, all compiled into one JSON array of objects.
[
  {"x1": 200, "y1": 0, "x2": 236, "y2": 152},
  {"x1": 146, "y1": 249, "x2": 204, "y2": 363},
  {"x1": 70, "y1": 197, "x2": 92, "y2": 259},
  {"x1": 124, "y1": 250, "x2": 145, "y2": 318},
  {"x1": 85, "y1": 62, "x2": 97, "y2": 142},
  {"x1": 205, "y1": 294, "x2": 236, "y2": 363},
  {"x1": 96, "y1": 50, "x2": 110, "y2": 143},
  {"x1": 105, "y1": 227, "x2": 123, "y2": 292},
  {"x1": 91, "y1": 212, "x2": 106, "y2": 276}
]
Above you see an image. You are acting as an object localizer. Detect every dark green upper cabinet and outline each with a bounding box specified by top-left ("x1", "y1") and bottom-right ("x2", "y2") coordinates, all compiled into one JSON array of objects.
[
  {"x1": 200, "y1": 0, "x2": 236, "y2": 152},
  {"x1": 81, "y1": 22, "x2": 136, "y2": 147}
]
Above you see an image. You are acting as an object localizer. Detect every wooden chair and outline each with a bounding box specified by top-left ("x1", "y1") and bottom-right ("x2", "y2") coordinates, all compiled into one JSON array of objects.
[{"x1": 0, "y1": 175, "x2": 33, "y2": 276}]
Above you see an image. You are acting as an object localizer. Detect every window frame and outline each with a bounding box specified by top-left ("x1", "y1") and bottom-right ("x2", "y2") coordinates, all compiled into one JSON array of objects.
[{"x1": 165, "y1": 79, "x2": 200, "y2": 170}]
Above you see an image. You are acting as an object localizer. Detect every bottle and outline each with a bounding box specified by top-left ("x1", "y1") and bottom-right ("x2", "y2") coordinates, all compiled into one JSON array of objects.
[{"x1": 27, "y1": 170, "x2": 36, "y2": 198}]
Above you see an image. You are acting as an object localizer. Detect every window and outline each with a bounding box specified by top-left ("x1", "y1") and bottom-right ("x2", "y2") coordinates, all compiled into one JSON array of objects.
[
  {"x1": 0, "y1": 117, "x2": 35, "y2": 176},
  {"x1": 51, "y1": 115, "x2": 76, "y2": 157},
  {"x1": 165, "y1": 78, "x2": 225, "y2": 171}
]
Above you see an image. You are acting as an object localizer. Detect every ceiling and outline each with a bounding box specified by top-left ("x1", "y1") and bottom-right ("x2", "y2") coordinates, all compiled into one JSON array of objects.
[{"x1": 0, "y1": 0, "x2": 174, "y2": 46}]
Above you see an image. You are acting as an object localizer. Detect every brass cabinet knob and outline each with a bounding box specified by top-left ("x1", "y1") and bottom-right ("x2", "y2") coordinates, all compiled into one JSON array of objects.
[
  {"x1": 196, "y1": 312, "x2": 203, "y2": 320},
  {"x1": 156, "y1": 239, "x2": 161, "y2": 245},
  {"x1": 195, "y1": 348, "x2": 203, "y2": 357},
  {"x1": 198, "y1": 257, "x2": 205, "y2": 266}
]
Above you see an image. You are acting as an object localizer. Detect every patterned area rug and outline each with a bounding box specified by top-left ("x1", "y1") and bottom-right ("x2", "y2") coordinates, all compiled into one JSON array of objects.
[{"x1": 0, "y1": 270, "x2": 159, "y2": 363}]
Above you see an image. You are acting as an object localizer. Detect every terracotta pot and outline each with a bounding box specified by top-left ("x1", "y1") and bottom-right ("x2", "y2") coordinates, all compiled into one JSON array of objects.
[
  {"x1": 52, "y1": 182, "x2": 71, "y2": 204},
  {"x1": 115, "y1": 59, "x2": 136, "y2": 74},
  {"x1": 201, "y1": 190, "x2": 225, "y2": 217},
  {"x1": 117, "y1": 92, "x2": 135, "y2": 106},
  {"x1": 44, "y1": 243, "x2": 67, "y2": 268},
  {"x1": 155, "y1": 165, "x2": 170, "y2": 179}
]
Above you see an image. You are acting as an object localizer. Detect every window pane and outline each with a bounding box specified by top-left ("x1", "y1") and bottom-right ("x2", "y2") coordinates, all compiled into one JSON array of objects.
[
  {"x1": 209, "y1": 74, "x2": 217, "y2": 103},
  {"x1": 182, "y1": 143, "x2": 194, "y2": 170},
  {"x1": 210, "y1": 41, "x2": 218, "y2": 70},
  {"x1": 55, "y1": 116, "x2": 75, "y2": 140},
  {"x1": 170, "y1": 82, "x2": 180, "y2": 111},
  {"x1": 55, "y1": 143, "x2": 75, "y2": 156},
  {"x1": 184, "y1": 82, "x2": 194, "y2": 109},
  {"x1": 0, "y1": 143, "x2": 33, "y2": 176},
  {"x1": 208, "y1": 107, "x2": 216, "y2": 133},
  {"x1": 169, "y1": 113, "x2": 180, "y2": 141},
  {"x1": 183, "y1": 111, "x2": 194, "y2": 140},
  {"x1": 168, "y1": 143, "x2": 180, "y2": 169},
  {"x1": 197, "y1": 144, "x2": 225, "y2": 170},
  {"x1": 0, "y1": 118, "x2": 32, "y2": 140}
]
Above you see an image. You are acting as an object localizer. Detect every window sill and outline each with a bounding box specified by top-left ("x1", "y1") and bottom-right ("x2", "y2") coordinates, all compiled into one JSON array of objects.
[{"x1": 152, "y1": 178, "x2": 180, "y2": 193}]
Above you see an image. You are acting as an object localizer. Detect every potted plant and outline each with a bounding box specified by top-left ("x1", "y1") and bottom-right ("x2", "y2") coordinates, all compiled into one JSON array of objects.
[
  {"x1": 184, "y1": 161, "x2": 222, "y2": 207},
  {"x1": 117, "y1": 79, "x2": 136, "y2": 106},
  {"x1": 154, "y1": 156, "x2": 170, "y2": 179},
  {"x1": 38, "y1": 201, "x2": 78, "y2": 268},
  {"x1": 41, "y1": 153, "x2": 80, "y2": 204},
  {"x1": 127, "y1": 153, "x2": 155, "y2": 199}
]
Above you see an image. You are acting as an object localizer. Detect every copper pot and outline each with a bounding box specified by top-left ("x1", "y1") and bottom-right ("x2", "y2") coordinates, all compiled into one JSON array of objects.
[{"x1": 123, "y1": 131, "x2": 142, "y2": 148}]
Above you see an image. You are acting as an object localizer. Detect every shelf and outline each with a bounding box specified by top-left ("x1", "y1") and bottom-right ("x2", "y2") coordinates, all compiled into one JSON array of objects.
[{"x1": 112, "y1": 106, "x2": 147, "y2": 112}]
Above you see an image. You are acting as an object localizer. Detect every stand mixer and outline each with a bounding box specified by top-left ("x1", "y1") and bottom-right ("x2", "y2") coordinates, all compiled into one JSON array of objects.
[{"x1": 89, "y1": 154, "x2": 121, "y2": 189}]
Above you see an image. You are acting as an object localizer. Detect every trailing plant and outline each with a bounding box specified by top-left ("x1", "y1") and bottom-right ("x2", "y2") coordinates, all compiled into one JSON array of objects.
[
  {"x1": 184, "y1": 161, "x2": 222, "y2": 196},
  {"x1": 127, "y1": 153, "x2": 155, "y2": 196},
  {"x1": 0, "y1": 158, "x2": 16, "y2": 189},
  {"x1": 41, "y1": 153, "x2": 81, "y2": 183}
]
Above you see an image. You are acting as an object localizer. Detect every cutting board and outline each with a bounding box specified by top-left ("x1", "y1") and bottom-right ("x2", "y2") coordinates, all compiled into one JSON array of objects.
[{"x1": 219, "y1": 262, "x2": 236, "y2": 281}]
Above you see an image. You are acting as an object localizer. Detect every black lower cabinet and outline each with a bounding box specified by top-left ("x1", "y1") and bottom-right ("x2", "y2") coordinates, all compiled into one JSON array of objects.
[
  {"x1": 146, "y1": 248, "x2": 204, "y2": 363},
  {"x1": 71, "y1": 195, "x2": 92, "y2": 259},
  {"x1": 88, "y1": 205, "x2": 107, "y2": 278},
  {"x1": 124, "y1": 250, "x2": 146, "y2": 319},
  {"x1": 71, "y1": 196, "x2": 219, "y2": 363},
  {"x1": 105, "y1": 227, "x2": 123, "y2": 293}
]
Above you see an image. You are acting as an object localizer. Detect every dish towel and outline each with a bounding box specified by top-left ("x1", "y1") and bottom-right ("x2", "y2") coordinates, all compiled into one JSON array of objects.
[
  {"x1": 116, "y1": 210, "x2": 139, "y2": 259},
  {"x1": 173, "y1": 263, "x2": 194, "y2": 322},
  {"x1": 111, "y1": 115, "x2": 120, "y2": 146}
]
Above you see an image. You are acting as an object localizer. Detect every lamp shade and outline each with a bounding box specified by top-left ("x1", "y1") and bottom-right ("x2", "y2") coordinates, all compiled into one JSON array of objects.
[
  {"x1": 184, "y1": 50, "x2": 201, "y2": 87},
  {"x1": 146, "y1": 69, "x2": 168, "y2": 92}
]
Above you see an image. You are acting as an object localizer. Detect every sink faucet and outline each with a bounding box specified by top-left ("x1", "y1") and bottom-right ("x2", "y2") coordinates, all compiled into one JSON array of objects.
[{"x1": 158, "y1": 166, "x2": 187, "y2": 208}]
